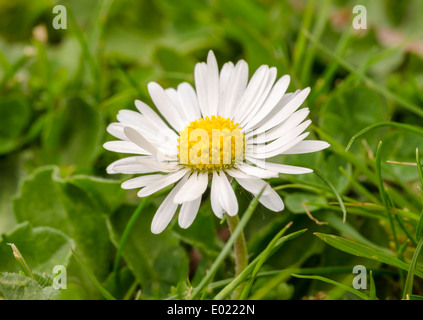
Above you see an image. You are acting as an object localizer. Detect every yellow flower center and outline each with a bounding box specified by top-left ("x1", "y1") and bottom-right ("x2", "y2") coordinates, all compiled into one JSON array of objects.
[{"x1": 177, "y1": 116, "x2": 245, "y2": 172}]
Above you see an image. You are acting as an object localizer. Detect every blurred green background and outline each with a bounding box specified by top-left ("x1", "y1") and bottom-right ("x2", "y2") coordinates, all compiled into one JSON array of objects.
[{"x1": 0, "y1": 0, "x2": 423, "y2": 300}]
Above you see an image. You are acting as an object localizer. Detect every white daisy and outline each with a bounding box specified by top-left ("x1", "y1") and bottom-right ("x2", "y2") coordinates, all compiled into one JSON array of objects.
[{"x1": 104, "y1": 50, "x2": 330, "y2": 234}]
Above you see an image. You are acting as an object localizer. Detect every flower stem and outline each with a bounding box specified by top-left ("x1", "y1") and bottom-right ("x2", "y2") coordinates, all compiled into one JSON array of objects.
[{"x1": 226, "y1": 213, "x2": 249, "y2": 299}]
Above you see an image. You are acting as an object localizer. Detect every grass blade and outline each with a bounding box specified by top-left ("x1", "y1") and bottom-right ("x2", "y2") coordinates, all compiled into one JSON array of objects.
[
  {"x1": 346, "y1": 122, "x2": 423, "y2": 152},
  {"x1": 402, "y1": 237, "x2": 423, "y2": 299},
  {"x1": 314, "y1": 233, "x2": 423, "y2": 278},
  {"x1": 71, "y1": 248, "x2": 116, "y2": 300},
  {"x1": 189, "y1": 187, "x2": 265, "y2": 300},
  {"x1": 239, "y1": 222, "x2": 293, "y2": 299},
  {"x1": 291, "y1": 274, "x2": 370, "y2": 300},
  {"x1": 7, "y1": 243, "x2": 35, "y2": 280},
  {"x1": 416, "y1": 148, "x2": 423, "y2": 240},
  {"x1": 113, "y1": 196, "x2": 150, "y2": 273},
  {"x1": 313, "y1": 168, "x2": 347, "y2": 223},
  {"x1": 304, "y1": 30, "x2": 423, "y2": 118},
  {"x1": 369, "y1": 270, "x2": 377, "y2": 300},
  {"x1": 293, "y1": 0, "x2": 316, "y2": 77},
  {"x1": 214, "y1": 229, "x2": 307, "y2": 300}
]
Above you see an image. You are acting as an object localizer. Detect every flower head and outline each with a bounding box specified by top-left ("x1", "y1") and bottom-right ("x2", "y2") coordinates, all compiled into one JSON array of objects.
[{"x1": 104, "y1": 51, "x2": 330, "y2": 233}]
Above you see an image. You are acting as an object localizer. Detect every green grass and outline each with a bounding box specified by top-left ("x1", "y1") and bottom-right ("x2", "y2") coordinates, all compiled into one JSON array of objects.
[{"x1": 0, "y1": 0, "x2": 423, "y2": 301}]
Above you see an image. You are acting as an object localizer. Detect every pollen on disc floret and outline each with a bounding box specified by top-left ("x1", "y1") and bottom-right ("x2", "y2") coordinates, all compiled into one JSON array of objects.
[{"x1": 177, "y1": 115, "x2": 245, "y2": 172}]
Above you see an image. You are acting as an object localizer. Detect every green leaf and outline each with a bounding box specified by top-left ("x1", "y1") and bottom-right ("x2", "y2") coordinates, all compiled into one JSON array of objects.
[
  {"x1": 66, "y1": 175, "x2": 126, "y2": 214},
  {"x1": 103, "y1": 268, "x2": 136, "y2": 300},
  {"x1": 315, "y1": 233, "x2": 423, "y2": 278},
  {"x1": 0, "y1": 96, "x2": 31, "y2": 155},
  {"x1": 285, "y1": 193, "x2": 327, "y2": 213},
  {"x1": 320, "y1": 154, "x2": 352, "y2": 194},
  {"x1": 218, "y1": 0, "x2": 268, "y2": 33},
  {"x1": 41, "y1": 96, "x2": 103, "y2": 170},
  {"x1": 172, "y1": 200, "x2": 218, "y2": 255},
  {"x1": 0, "y1": 154, "x2": 20, "y2": 234},
  {"x1": 380, "y1": 131, "x2": 423, "y2": 182},
  {"x1": 313, "y1": 168, "x2": 347, "y2": 223},
  {"x1": 0, "y1": 272, "x2": 60, "y2": 300},
  {"x1": 320, "y1": 85, "x2": 389, "y2": 152},
  {"x1": 0, "y1": 222, "x2": 74, "y2": 275},
  {"x1": 13, "y1": 166, "x2": 114, "y2": 280},
  {"x1": 71, "y1": 248, "x2": 116, "y2": 300},
  {"x1": 108, "y1": 203, "x2": 189, "y2": 298}
]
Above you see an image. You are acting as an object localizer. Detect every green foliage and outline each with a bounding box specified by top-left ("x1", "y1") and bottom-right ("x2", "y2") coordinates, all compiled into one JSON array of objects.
[
  {"x1": 315, "y1": 233, "x2": 423, "y2": 277},
  {"x1": 0, "y1": 97, "x2": 31, "y2": 154},
  {"x1": 0, "y1": 273, "x2": 60, "y2": 300},
  {"x1": 1, "y1": 0, "x2": 423, "y2": 301},
  {"x1": 41, "y1": 96, "x2": 104, "y2": 169},
  {"x1": 320, "y1": 86, "x2": 389, "y2": 152},
  {"x1": 0, "y1": 222, "x2": 73, "y2": 274},
  {"x1": 13, "y1": 166, "x2": 122, "y2": 280},
  {"x1": 108, "y1": 204, "x2": 189, "y2": 297}
]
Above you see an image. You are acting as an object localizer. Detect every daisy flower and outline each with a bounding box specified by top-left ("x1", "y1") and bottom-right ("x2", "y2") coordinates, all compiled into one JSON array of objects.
[{"x1": 104, "y1": 51, "x2": 330, "y2": 234}]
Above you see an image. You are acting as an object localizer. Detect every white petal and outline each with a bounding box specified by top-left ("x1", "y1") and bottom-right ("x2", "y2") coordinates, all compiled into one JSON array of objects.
[
  {"x1": 238, "y1": 67, "x2": 278, "y2": 127},
  {"x1": 173, "y1": 172, "x2": 209, "y2": 204},
  {"x1": 249, "y1": 91, "x2": 299, "y2": 131},
  {"x1": 246, "y1": 157, "x2": 313, "y2": 174},
  {"x1": 137, "y1": 169, "x2": 189, "y2": 197},
  {"x1": 234, "y1": 175, "x2": 267, "y2": 195},
  {"x1": 211, "y1": 171, "x2": 224, "y2": 218},
  {"x1": 165, "y1": 88, "x2": 193, "y2": 127},
  {"x1": 121, "y1": 174, "x2": 165, "y2": 189},
  {"x1": 177, "y1": 82, "x2": 201, "y2": 121},
  {"x1": 134, "y1": 99, "x2": 170, "y2": 131},
  {"x1": 151, "y1": 176, "x2": 188, "y2": 234},
  {"x1": 178, "y1": 196, "x2": 202, "y2": 229},
  {"x1": 282, "y1": 140, "x2": 331, "y2": 155},
  {"x1": 243, "y1": 75, "x2": 291, "y2": 129},
  {"x1": 124, "y1": 126, "x2": 158, "y2": 156},
  {"x1": 223, "y1": 60, "x2": 249, "y2": 119},
  {"x1": 114, "y1": 114, "x2": 178, "y2": 151},
  {"x1": 107, "y1": 123, "x2": 128, "y2": 141},
  {"x1": 216, "y1": 172, "x2": 238, "y2": 216},
  {"x1": 226, "y1": 168, "x2": 250, "y2": 179},
  {"x1": 247, "y1": 132, "x2": 309, "y2": 159},
  {"x1": 248, "y1": 108, "x2": 310, "y2": 144},
  {"x1": 206, "y1": 50, "x2": 220, "y2": 117},
  {"x1": 116, "y1": 109, "x2": 146, "y2": 128},
  {"x1": 194, "y1": 62, "x2": 209, "y2": 117},
  {"x1": 234, "y1": 175, "x2": 284, "y2": 212},
  {"x1": 232, "y1": 65, "x2": 269, "y2": 123},
  {"x1": 253, "y1": 88, "x2": 310, "y2": 133},
  {"x1": 148, "y1": 82, "x2": 186, "y2": 131},
  {"x1": 116, "y1": 110, "x2": 173, "y2": 144},
  {"x1": 103, "y1": 140, "x2": 149, "y2": 155},
  {"x1": 218, "y1": 62, "x2": 234, "y2": 117},
  {"x1": 249, "y1": 120, "x2": 311, "y2": 155},
  {"x1": 256, "y1": 187, "x2": 285, "y2": 211},
  {"x1": 236, "y1": 163, "x2": 279, "y2": 179},
  {"x1": 107, "y1": 157, "x2": 180, "y2": 174}
]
